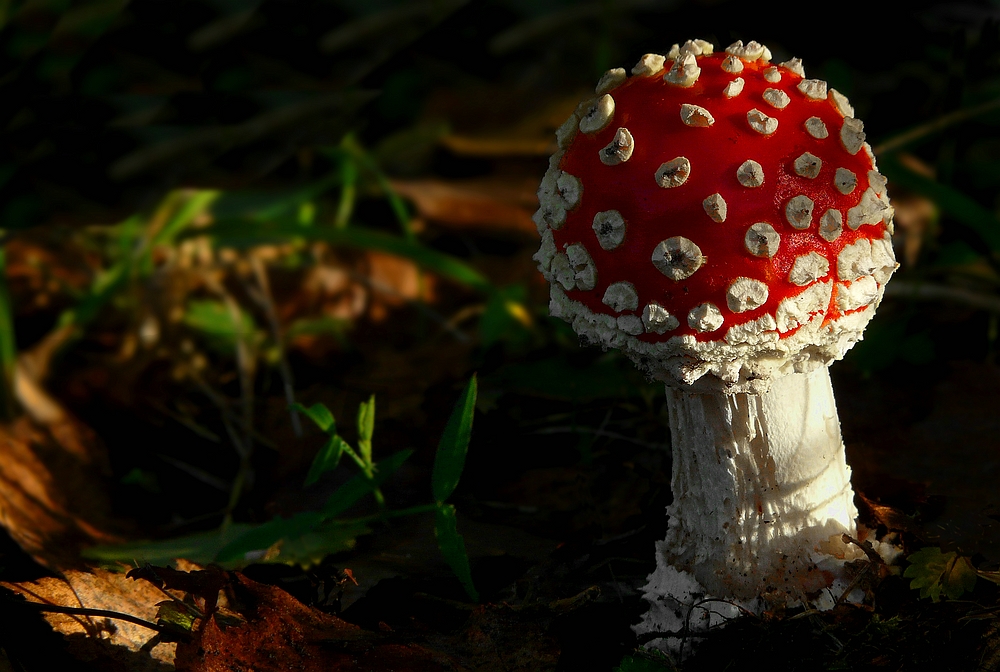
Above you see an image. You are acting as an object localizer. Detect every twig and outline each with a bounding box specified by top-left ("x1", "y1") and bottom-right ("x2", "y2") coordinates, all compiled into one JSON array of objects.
[
  {"x1": 221, "y1": 414, "x2": 251, "y2": 530},
  {"x1": 183, "y1": 371, "x2": 277, "y2": 449},
  {"x1": 11, "y1": 599, "x2": 175, "y2": 636},
  {"x1": 874, "y1": 97, "x2": 1000, "y2": 155},
  {"x1": 247, "y1": 255, "x2": 302, "y2": 437},
  {"x1": 158, "y1": 454, "x2": 230, "y2": 492},
  {"x1": 883, "y1": 280, "x2": 1000, "y2": 313},
  {"x1": 200, "y1": 275, "x2": 257, "y2": 529}
]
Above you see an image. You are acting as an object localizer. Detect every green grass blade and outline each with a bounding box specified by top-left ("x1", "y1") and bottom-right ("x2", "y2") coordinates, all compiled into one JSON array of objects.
[
  {"x1": 432, "y1": 374, "x2": 477, "y2": 503},
  {"x1": 56, "y1": 190, "x2": 215, "y2": 335},
  {"x1": 284, "y1": 316, "x2": 351, "y2": 344},
  {"x1": 115, "y1": 212, "x2": 146, "y2": 258},
  {"x1": 182, "y1": 299, "x2": 258, "y2": 354},
  {"x1": 210, "y1": 175, "x2": 341, "y2": 224},
  {"x1": 334, "y1": 153, "x2": 357, "y2": 229},
  {"x1": 304, "y1": 434, "x2": 349, "y2": 486},
  {"x1": 357, "y1": 394, "x2": 375, "y2": 465},
  {"x1": 153, "y1": 190, "x2": 219, "y2": 247},
  {"x1": 82, "y1": 525, "x2": 256, "y2": 566},
  {"x1": 322, "y1": 449, "x2": 413, "y2": 517},
  {"x1": 58, "y1": 262, "x2": 130, "y2": 330},
  {"x1": 434, "y1": 503, "x2": 478, "y2": 602},
  {"x1": 480, "y1": 284, "x2": 531, "y2": 348},
  {"x1": 291, "y1": 402, "x2": 336, "y2": 434},
  {"x1": 341, "y1": 136, "x2": 414, "y2": 240}
]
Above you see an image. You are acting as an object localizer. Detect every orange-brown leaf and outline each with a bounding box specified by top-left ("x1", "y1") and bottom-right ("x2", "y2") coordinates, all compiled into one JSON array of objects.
[
  {"x1": 390, "y1": 178, "x2": 538, "y2": 236},
  {"x1": 2, "y1": 568, "x2": 178, "y2": 670},
  {"x1": 0, "y1": 399, "x2": 123, "y2": 568},
  {"x1": 175, "y1": 572, "x2": 455, "y2": 672}
]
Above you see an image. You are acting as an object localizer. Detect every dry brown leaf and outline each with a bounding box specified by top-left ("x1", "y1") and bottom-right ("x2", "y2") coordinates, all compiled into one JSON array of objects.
[
  {"x1": 19, "y1": 564, "x2": 464, "y2": 671},
  {"x1": 173, "y1": 572, "x2": 456, "y2": 672},
  {"x1": 363, "y1": 249, "x2": 434, "y2": 321},
  {"x1": 439, "y1": 135, "x2": 552, "y2": 157},
  {"x1": 390, "y1": 178, "x2": 538, "y2": 236},
  {"x1": 2, "y1": 568, "x2": 176, "y2": 671},
  {"x1": 5, "y1": 233, "x2": 97, "y2": 314},
  {"x1": 285, "y1": 249, "x2": 433, "y2": 323},
  {"x1": 0, "y1": 373, "x2": 123, "y2": 568},
  {"x1": 856, "y1": 491, "x2": 920, "y2": 533},
  {"x1": 423, "y1": 85, "x2": 582, "y2": 149},
  {"x1": 890, "y1": 192, "x2": 937, "y2": 267}
]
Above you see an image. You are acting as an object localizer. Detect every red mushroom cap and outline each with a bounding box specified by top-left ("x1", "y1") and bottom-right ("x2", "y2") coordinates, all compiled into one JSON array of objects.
[{"x1": 534, "y1": 39, "x2": 898, "y2": 392}]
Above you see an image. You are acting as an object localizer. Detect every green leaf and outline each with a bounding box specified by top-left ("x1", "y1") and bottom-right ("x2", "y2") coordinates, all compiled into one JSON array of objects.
[
  {"x1": 333, "y1": 152, "x2": 357, "y2": 228},
  {"x1": 903, "y1": 547, "x2": 978, "y2": 602},
  {"x1": 284, "y1": 316, "x2": 350, "y2": 344},
  {"x1": 58, "y1": 261, "x2": 129, "y2": 329},
  {"x1": 153, "y1": 190, "x2": 219, "y2": 247},
  {"x1": 479, "y1": 285, "x2": 531, "y2": 349},
  {"x1": 155, "y1": 600, "x2": 201, "y2": 634},
  {"x1": 339, "y1": 135, "x2": 413, "y2": 239},
  {"x1": 82, "y1": 525, "x2": 257, "y2": 567},
  {"x1": 291, "y1": 402, "x2": 336, "y2": 434},
  {"x1": 432, "y1": 374, "x2": 477, "y2": 503},
  {"x1": 272, "y1": 520, "x2": 371, "y2": 568},
  {"x1": 86, "y1": 517, "x2": 371, "y2": 571},
  {"x1": 304, "y1": 434, "x2": 349, "y2": 486},
  {"x1": 209, "y1": 175, "x2": 339, "y2": 224},
  {"x1": 183, "y1": 299, "x2": 258, "y2": 354},
  {"x1": 434, "y1": 503, "x2": 478, "y2": 602},
  {"x1": 357, "y1": 395, "x2": 375, "y2": 465},
  {"x1": 215, "y1": 512, "x2": 325, "y2": 564},
  {"x1": 322, "y1": 449, "x2": 413, "y2": 517},
  {"x1": 56, "y1": 192, "x2": 209, "y2": 333}
]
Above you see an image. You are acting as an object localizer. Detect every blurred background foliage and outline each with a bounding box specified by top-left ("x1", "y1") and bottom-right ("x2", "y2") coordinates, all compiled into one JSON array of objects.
[{"x1": 2, "y1": 0, "x2": 1000, "y2": 668}]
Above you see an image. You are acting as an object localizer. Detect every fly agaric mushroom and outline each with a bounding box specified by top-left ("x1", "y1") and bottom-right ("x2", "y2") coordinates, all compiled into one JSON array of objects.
[{"x1": 533, "y1": 39, "x2": 897, "y2": 642}]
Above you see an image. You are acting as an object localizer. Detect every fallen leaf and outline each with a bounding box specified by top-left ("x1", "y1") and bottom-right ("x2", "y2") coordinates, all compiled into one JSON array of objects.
[
  {"x1": 439, "y1": 135, "x2": 552, "y2": 157},
  {"x1": 2, "y1": 568, "x2": 177, "y2": 671},
  {"x1": 390, "y1": 178, "x2": 539, "y2": 236},
  {"x1": 363, "y1": 250, "x2": 435, "y2": 322},
  {"x1": 890, "y1": 192, "x2": 936, "y2": 267},
  {"x1": 172, "y1": 572, "x2": 456, "y2": 671},
  {"x1": 856, "y1": 491, "x2": 920, "y2": 533},
  {"x1": 283, "y1": 248, "x2": 435, "y2": 333},
  {"x1": 127, "y1": 565, "x2": 229, "y2": 615},
  {"x1": 0, "y1": 371, "x2": 123, "y2": 568},
  {"x1": 904, "y1": 547, "x2": 978, "y2": 602}
]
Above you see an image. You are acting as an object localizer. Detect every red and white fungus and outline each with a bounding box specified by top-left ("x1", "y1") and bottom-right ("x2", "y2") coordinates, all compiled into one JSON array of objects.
[
  {"x1": 533, "y1": 38, "x2": 899, "y2": 648},
  {"x1": 534, "y1": 38, "x2": 895, "y2": 394}
]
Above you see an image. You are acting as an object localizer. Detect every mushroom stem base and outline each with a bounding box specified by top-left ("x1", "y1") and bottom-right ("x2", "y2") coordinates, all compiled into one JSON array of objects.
[{"x1": 636, "y1": 367, "x2": 864, "y2": 650}]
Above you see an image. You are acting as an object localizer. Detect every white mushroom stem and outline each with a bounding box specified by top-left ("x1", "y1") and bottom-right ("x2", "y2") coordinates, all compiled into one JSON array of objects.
[{"x1": 637, "y1": 366, "x2": 864, "y2": 647}]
